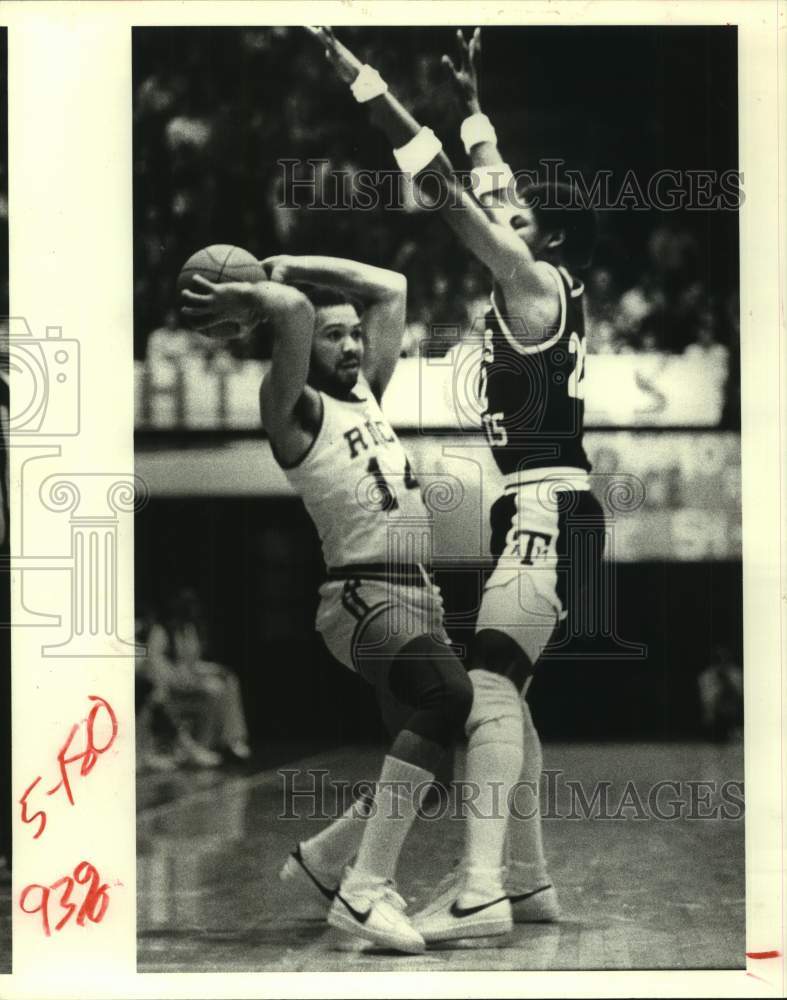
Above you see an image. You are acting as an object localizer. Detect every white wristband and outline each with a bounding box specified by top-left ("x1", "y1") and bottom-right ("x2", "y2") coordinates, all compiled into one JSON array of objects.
[
  {"x1": 350, "y1": 64, "x2": 388, "y2": 103},
  {"x1": 471, "y1": 162, "x2": 515, "y2": 198},
  {"x1": 460, "y1": 112, "x2": 497, "y2": 154},
  {"x1": 393, "y1": 127, "x2": 443, "y2": 176}
]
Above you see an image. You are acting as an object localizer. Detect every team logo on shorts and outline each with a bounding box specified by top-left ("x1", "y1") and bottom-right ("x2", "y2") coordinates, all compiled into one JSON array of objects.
[{"x1": 511, "y1": 530, "x2": 553, "y2": 566}]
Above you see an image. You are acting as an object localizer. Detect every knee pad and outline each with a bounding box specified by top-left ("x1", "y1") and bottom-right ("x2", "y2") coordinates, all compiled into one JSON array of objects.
[
  {"x1": 387, "y1": 635, "x2": 473, "y2": 747},
  {"x1": 465, "y1": 669, "x2": 523, "y2": 749},
  {"x1": 469, "y1": 628, "x2": 534, "y2": 691}
]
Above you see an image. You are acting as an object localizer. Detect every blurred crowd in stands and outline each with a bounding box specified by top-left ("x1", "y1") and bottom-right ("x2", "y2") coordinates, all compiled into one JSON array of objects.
[
  {"x1": 135, "y1": 586, "x2": 252, "y2": 773},
  {"x1": 133, "y1": 27, "x2": 740, "y2": 423}
]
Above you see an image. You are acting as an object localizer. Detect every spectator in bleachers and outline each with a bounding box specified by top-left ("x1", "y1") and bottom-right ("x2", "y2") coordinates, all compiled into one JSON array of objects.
[
  {"x1": 460, "y1": 264, "x2": 492, "y2": 331},
  {"x1": 586, "y1": 266, "x2": 627, "y2": 354},
  {"x1": 615, "y1": 279, "x2": 663, "y2": 341},
  {"x1": 697, "y1": 644, "x2": 743, "y2": 743},
  {"x1": 135, "y1": 607, "x2": 223, "y2": 771},
  {"x1": 684, "y1": 304, "x2": 730, "y2": 392},
  {"x1": 146, "y1": 307, "x2": 203, "y2": 364},
  {"x1": 146, "y1": 588, "x2": 252, "y2": 764}
]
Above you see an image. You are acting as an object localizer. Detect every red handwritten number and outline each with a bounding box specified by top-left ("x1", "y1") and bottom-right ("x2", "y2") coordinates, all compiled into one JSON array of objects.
[
  {"x1": 51, "y1": 876, "x2": 76, "y2": 931},
  {"x1": 47, "y1": 695, "x2": 119, "y2": 804},
  {"x1": 80, "y1": 697, "x2": 119, "y2": 773},
  {"x1": 20, "y1": 884, "x2": 52, "y2": 937},
  {"x1": 19, "y1": 862, "x2": 111, "y2": 936},
  {"x1": 74, "y1": 862, "x2": 110, "y2": 926},
  {"x1": 19, "y1": 776, "x2": 47, "y2": 839},
  {"x1": 21, "y1": 694, "x2": 119, "y2": 842}
]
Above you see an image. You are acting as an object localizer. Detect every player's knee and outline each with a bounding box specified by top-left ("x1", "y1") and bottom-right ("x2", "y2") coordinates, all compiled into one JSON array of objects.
[
  {"x1": 392, "y1": 637, "x2": 473, "y2": 731},
  {"x1": 468, "y1": 628, "x2": 534, "y2": 691},
  {"x1": 439, "y1": 660, "x2": 474, "y2": 735},
  {"x1": 465, "y1": 668, "x2": 524, "y2": 747},
  {"x1": 388, "y1": 635, "x2": 472, "y2": 746}
]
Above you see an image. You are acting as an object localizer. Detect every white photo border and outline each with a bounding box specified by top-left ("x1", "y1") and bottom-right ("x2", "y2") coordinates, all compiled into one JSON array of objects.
[{"x1": 2, "y1": 1, "x2": 785, "y2": 997}]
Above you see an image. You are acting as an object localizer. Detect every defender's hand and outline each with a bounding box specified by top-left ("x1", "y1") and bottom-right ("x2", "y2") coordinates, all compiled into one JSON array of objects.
[
  {"x1": 180, "y1": 275, "x2": 259, "y2": 334},
  {"x1": 442, "y1": 27, "x2": 482, "y2": 113},
  {"x1": 306, "y1": 26, "x2": 364, "y2": 85}
]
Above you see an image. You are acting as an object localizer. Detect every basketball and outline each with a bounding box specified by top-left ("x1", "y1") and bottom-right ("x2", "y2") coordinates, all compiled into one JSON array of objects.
[{"x1": 177, "y1": 244, "x2": 267, "y2": 339}]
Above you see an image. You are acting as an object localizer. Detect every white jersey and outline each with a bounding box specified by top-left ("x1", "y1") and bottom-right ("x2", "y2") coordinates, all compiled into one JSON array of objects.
[{"x1": 278, "y1": 377, "x2": 430, "y2": 571}]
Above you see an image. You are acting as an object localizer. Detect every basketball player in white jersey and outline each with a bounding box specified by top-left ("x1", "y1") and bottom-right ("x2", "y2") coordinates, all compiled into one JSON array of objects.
[
  {"x1": 312, "y1": 26, "x2": 602, "y2": 944},
  {"x1": 181, "y1": 255, "x2": 473, "y2": 954}
]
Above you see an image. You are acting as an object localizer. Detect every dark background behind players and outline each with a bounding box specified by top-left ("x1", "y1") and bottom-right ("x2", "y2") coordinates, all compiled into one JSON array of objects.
[
  {"x1": 132, "y1": 26, "x2": 739, "y2": 427},
  {"x1": 133, "y1": 25, "x2": 742, "y2": 758}
]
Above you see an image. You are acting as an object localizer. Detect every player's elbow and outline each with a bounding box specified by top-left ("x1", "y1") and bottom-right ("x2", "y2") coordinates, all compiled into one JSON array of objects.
[
  {"x1": 386, "y1": 272, "x2": 407, "y2": 301},
  {"x1": 288, "y1": 293, "x2": 316, "y2": 332},
  {"x1": 265, "y1": 283, "x2": 315, "y2": 326}
]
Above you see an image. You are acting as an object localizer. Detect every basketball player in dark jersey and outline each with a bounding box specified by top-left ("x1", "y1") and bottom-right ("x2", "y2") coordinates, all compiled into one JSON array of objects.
[
  {"x1": 313, "y1": 26, "x2": 603, "y2": 943},
  {"x1": 436, "y1": 24, "x2": 607, "y2": 919}
]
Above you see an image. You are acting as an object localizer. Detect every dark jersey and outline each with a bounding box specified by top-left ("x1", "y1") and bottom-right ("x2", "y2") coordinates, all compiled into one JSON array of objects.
[{"x1": 479, "y1": 263, "x2": 591, "y2": 477}]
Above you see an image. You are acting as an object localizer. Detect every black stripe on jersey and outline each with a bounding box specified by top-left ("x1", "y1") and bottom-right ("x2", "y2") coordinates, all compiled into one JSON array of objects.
[
  {"x1": 340, "y1": 579, "x2": 371, "y2": 622},
  {"x1": 329, "y1": 563, "x2": 432, "y2": 587},
  {"x1": 350, "y1": 601, "x2": 397, "y2": 674}
]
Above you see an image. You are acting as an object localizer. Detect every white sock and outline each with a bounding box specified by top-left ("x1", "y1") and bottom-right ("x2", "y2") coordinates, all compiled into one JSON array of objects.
[
  {"x1": 350, "y1": 755, "x2": 433, "y2": 884},
  {"x1": 453, "y1": 740, "x2": 467, "y2": 824},
  {"x1": 505, "y1": 699, "x2": 549, "y2": 889},
  {"x1": 300, "y1": 795, "x2": 372, "y2": 880},
  {"x1": 460, "y1": 670, "x2": 524, "y2": 900}
]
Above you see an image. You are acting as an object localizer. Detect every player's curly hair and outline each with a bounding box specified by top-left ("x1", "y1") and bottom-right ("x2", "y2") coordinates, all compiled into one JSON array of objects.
[
  {"x1": 291, "y1": 282, "x2": 364, "y2": 317},
  {"x1": 516, "y1": 180, "x2": 598, "y2": 271}
]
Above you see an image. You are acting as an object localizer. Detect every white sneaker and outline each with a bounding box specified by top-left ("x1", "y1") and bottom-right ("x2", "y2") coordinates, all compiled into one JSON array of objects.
[
  {"x1": 507, "y1": 882, "x2": 560, "y2": 923},
  {"x1": 279, "y1": 844, "x2": 338, "y2": 909},
  {"x1": 410, "y1": 862, "x2": 464, "y2": 921},
  {"x1": 413, "y1": 869, "x2": 512, "y2": 943},
  {"x1": 327, "y1": 873, "x2": 426, "y2": 954}
]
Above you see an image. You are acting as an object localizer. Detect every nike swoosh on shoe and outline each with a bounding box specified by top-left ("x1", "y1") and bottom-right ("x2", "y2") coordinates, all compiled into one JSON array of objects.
[
  {"x1": 449, "y1": 896, "x2": 509, "y2": 918},
  {"x1": 335, "y1": 892, "x2": 372, "y2": 924},
  {"x1": 291, "y1": 845, "x2": 337, "y2": 901},
  {"x1": 507, "y1": 884, "x2": 552, "y2": 905}
]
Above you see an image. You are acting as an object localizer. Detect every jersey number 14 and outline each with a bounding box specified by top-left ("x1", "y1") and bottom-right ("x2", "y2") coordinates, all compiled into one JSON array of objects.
[{"x1": 367, "y1": 456, "x2": 419, "y2": 512}]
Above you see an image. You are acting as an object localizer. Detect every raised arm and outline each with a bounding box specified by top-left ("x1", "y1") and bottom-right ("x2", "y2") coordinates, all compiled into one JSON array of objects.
[
  {"x1": 262, "y1": 254, "x2": 406, "y2": 399},
  {"x1": 443, "y1": 28, "x2": 515, "y2": 228},
  {"x1": 309, "y1": 27, "x2": 557, "y2": 326},
  {"x1": 181, "y1": 276, "x2": 317, "y2": 457}
]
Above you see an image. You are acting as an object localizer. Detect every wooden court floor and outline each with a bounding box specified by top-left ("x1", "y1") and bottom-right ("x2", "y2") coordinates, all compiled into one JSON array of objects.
[{"x1": 136, "y1": 741, "x2": 745, "y2": 973}]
